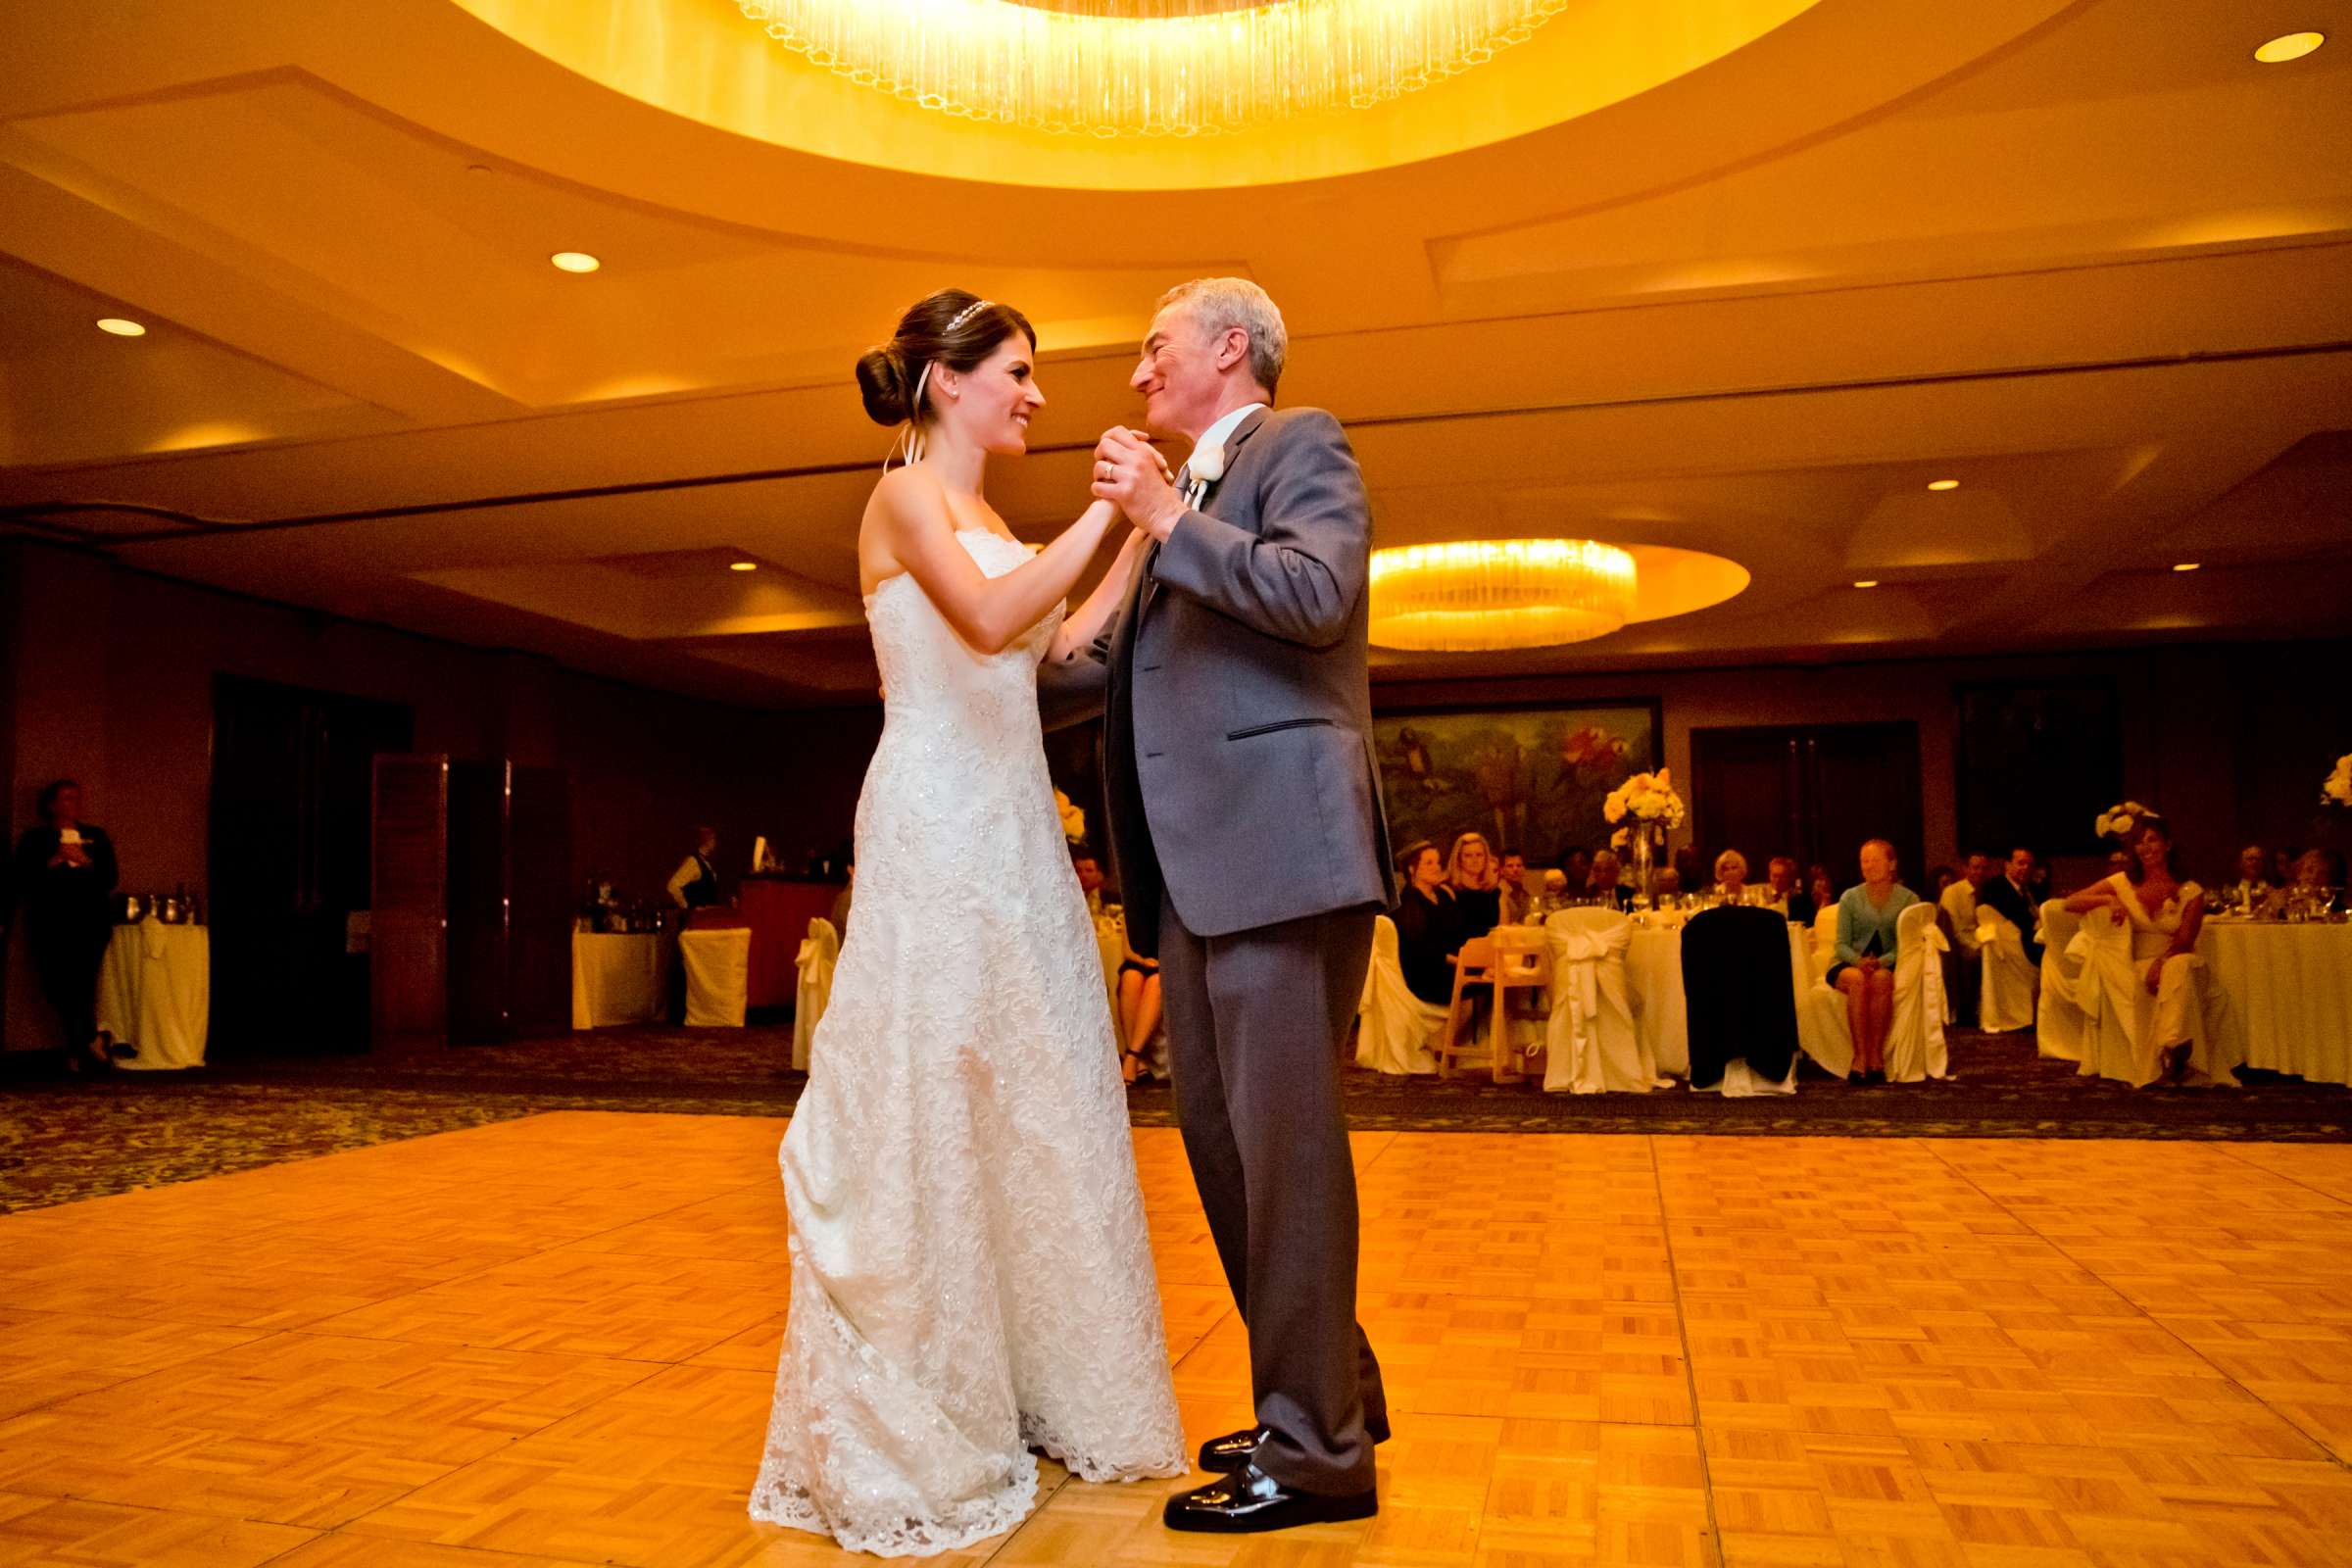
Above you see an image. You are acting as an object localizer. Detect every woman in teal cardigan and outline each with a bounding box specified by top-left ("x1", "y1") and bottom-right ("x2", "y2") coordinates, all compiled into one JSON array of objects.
[{"x1": 1832, "y1": 839, "x2": 1918, "y2": 1085}]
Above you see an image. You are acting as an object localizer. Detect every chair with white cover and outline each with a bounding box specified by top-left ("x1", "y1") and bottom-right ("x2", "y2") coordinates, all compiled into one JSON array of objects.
[
  {"x1": 1802, "y1": 904, "x2": 1856, "y2": 1080},
  {"x1": 1356, "y1": 914, "x2": 1443, "y2": 1075},
  {"x1": 1885, "y1": 900, "x2": 1952, "y2": 1083},
  {"x1": 2034, "y1": 900, "x2": 2089, "y2": 1062},
  {"x1": 1977, "y1": 907, "x2": 2037, "y2": 1033},
  {"x1": 793, "y1": 916, "x2": 839, "y2": 1070},
  {"x1": 680, "y1": 925, "x2": 752, "y2": 1028},
  {"x1": 1542, "y1": 906, "x2": 1646, "y2": 1093},
  {"x1": 2072, "y1": 909, "x2": 2242, "y2": 1088}
]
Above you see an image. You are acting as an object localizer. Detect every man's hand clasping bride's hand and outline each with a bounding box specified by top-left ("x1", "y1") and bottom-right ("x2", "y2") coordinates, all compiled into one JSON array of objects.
[{"x1": 1091, "y1": 426, "x2": 1187, "y2": 542}]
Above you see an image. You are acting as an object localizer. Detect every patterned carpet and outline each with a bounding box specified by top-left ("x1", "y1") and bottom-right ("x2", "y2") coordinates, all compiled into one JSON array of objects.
[{"x1": 3, "y1": 1024, "x2": 2347, "y2": 1212}]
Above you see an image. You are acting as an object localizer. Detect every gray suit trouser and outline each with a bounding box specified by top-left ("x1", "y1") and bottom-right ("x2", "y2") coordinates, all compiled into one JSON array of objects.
[{"x1": 1156, "y1": 887, "x2": 1388, "y2": 1494}]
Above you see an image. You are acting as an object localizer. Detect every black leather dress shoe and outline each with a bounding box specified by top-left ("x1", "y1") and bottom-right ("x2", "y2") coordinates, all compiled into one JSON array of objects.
[
  {"x1": 1198, "y1": 1426, "x2": 1269, "y2": 1473},
  {"x1": 1161, "y1": 1463, "x2": 1377, "y2": 1534}
]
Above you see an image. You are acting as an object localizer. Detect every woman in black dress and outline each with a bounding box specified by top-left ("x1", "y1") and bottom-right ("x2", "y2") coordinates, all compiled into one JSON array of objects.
[
  {"x1": 1389, "y1": 842, "x2": 1462, "y2": 1008},
  {"x1": 3, "y1": 779, "x2": 119, "y2": 1072}
]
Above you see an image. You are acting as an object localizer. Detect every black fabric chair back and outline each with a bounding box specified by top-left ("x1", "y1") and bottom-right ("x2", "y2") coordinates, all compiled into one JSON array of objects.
[{"x1": 1680, "y1": 906, "x2": 1800, "y2": 1090}]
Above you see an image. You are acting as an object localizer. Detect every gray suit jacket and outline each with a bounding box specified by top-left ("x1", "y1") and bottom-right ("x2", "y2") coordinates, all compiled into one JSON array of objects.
[{"x1": 1042, "y1": 406, "x2": 1397, "y2": 956}]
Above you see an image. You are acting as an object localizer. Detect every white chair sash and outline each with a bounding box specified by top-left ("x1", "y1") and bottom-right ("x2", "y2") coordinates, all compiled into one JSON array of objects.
[
  {"x1": 1543, "y1": 909, "x2": 1649, "y2": 1093},
  {"x1": 794, "y1": 916, "x2": 840, "y2": 1071},
  {"x1": 1886, "y1": 901, "x2": 1952, "y2": 1082},
  {"x1": 2034, "y1": 901, "x2": 2088, "y2": 1061}
]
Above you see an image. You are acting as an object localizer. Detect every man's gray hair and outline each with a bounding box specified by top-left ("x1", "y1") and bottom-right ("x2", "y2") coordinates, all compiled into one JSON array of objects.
[{"x1": 1158, "y1": 276, "x2": 1287, "y2": 397}]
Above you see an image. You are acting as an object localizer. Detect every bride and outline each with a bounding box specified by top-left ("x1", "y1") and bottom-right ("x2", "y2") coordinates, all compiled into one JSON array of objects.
[{"x1": 748, "y1": 289, "x2": 1185, "y2": 1555}]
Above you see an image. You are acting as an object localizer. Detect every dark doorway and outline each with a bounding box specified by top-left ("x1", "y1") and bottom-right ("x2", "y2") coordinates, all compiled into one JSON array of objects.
[
  {"x1": 209, "y1": 677, "x2": 414, "y2": 1054},
  {"x1": 1690, "y1": 722, "x2": 1924, "y2": 890}
]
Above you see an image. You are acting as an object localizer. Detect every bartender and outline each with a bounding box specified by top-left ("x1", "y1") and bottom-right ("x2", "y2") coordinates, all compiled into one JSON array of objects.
[
  {"x1": 2, "y1": 779, "x2": 120, "y2": 1073},
  {"x1": 666, "y1": 826, "x2": 722, "y2": 913}
]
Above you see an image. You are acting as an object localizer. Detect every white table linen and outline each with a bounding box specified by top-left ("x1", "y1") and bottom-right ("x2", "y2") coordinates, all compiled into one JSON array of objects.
[
  {"x1": 99, "y1": 922, "x2": 209, "y2": 1070},
  {"x1": 681, "y1": 926, "x2": 751, "y2": 1028},
  {"x1": 2198, "y1": 921, "x2": 2351, "y2": 1086},
  {"x1": 570, "y1": 931, "x2": 668, "y2": 1030}
]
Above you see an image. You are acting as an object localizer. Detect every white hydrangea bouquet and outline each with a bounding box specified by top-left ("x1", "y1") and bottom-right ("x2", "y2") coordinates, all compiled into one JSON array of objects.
[
  {"x1": 1603, "y1": 768, "x2": 1686, "y2": 835},
  {"x1": 2093, "y1": 800, "x2": 2154, "y2": 840},
  {"x1": 2325, "y1": 754, "x2": 2351, "y2": 808},
  {"x1": 1054, "y1": 789, "x2": 1086, "y2": 844}
]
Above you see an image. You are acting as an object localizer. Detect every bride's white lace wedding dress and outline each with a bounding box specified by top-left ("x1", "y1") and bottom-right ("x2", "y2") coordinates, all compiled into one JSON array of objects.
[{"x1": 750, "y1": 527, "x2": 1185, "y2": 1556}]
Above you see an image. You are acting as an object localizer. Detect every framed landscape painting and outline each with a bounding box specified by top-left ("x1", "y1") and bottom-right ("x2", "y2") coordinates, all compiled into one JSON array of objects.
[{"x1": 1373, "y1": 700, "x2": 1660, "y2": 868}]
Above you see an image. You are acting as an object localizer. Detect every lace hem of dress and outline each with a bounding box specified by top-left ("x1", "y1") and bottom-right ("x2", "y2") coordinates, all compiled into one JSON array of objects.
[
  {"x1": 748, "y1": 1453, "x2": 1041, "y2": 1559},
  {"x1": 1021, "y1": 1411, "x2": 1188, "y2": 1486}
]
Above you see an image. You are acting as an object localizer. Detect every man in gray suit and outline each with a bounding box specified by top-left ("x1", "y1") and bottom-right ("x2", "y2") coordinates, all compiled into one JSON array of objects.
[{"x1": 1042, "y1": 276, "x2": 1396, "y2": 1534}]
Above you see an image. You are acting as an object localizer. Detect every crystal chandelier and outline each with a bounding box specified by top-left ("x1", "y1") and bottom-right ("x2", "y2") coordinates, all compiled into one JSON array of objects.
[
  {"x1": 1369, "y1": 539, "x2": 1637, "y2": 650},
  {"x1": 736, "y1": 0, "x2": 1570, "y2": 138}
]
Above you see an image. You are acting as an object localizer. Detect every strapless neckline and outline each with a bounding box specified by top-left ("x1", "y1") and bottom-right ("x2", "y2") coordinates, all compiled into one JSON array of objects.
[{"x1": 862, "y1": 527, "x2": 1024, "y2": 603}]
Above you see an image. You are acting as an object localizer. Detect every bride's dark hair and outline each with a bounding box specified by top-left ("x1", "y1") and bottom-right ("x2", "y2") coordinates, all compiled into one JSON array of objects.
[{"x1": 856, "y1": 289, "x2": 1037, "y2": 428}]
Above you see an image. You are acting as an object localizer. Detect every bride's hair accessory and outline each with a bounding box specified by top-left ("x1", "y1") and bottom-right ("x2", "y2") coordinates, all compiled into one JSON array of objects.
[{"x1": 856, "y1": 293, "x2": 1033, "y2": 469}]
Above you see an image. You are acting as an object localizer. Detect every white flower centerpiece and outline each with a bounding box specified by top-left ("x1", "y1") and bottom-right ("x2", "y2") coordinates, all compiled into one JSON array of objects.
[
  {"x1": 1054, "y1": 789, "x2": 1086, "y2": 845},
  {"x1": 2324, "y1": 754, "x2": 2351, "y2": 809},
  {"x1": 1603, "y1": 767, "x2": 1687, "y2": 901},
  {"x1": 2094, "y1": 800, "x2": 2155, "y2": 841}
]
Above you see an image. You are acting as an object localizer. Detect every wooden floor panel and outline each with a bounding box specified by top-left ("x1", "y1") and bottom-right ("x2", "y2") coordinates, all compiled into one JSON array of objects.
[{"x1": 3, "y1": 1112, "x2": 2350, "y2": 1567}]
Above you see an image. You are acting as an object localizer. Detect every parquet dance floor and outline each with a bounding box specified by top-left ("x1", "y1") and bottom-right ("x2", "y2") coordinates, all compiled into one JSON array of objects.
[{"x1": 4, "y1": 1113, "x2": 2351, "y2": 1567}]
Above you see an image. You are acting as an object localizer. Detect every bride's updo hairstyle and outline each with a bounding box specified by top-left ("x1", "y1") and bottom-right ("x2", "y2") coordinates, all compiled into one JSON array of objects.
[{"x1": 856, "y1": 289, "x2": 1038, "y2": 430}]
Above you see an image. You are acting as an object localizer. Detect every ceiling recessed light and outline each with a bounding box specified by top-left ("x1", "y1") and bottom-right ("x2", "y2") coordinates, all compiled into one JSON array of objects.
[
  {"x1": 1926, "y1": 478, "x2": 1960, "y2": 492},
  {"x1": 2254, "y1": 30, "x2": 2324, "y2": 63},
  {"x1": 550, "y1": 251, "x2": 601, "y2": 273},
  {"x1": 1852, "y1": 579, "x2": 1880, "y2": 589},
  {"x1": 729, "y1": 561, "x2": 758, "y2": 572},
  {"x1": 2173, "y1": 562, "x2": 2201, "y2": 572},
  {"x1": 95, "y1": 318, "x2": 146, "y2": 336}
]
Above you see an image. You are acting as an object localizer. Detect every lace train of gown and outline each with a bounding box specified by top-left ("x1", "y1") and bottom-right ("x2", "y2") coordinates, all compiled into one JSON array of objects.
[{"x1": 749, "y1": 528, "x2": 1185, "y2": 1557}]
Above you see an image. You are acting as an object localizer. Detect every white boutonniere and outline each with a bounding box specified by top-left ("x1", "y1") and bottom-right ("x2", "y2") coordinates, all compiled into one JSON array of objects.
[{"x1": 1189, "y1": 439, "x2": 1227, "y2": 486}]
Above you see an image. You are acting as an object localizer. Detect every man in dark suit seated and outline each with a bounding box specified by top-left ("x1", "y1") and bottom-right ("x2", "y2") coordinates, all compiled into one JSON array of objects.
[
  {"x1": 1587, "y1": 850, "x2": 1637, "y2": 911},
  {"x1": 1976, "y1": 846, "x2": 2043, "y2": 965}
]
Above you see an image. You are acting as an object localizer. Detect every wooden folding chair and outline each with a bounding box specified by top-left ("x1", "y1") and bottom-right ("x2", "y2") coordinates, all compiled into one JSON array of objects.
[
  {"x1": 1437, "y1": 936, "x2": 1494, "y2": 1079},
  {"x1": 1486, "y1": 924, "x2": 1554, "y2": 1082}
]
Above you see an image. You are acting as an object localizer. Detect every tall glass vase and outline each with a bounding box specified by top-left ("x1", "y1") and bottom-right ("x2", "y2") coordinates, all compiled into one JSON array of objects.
[{"x1": 1629, "y1": 825, "x2": 1655, "y2": 906}]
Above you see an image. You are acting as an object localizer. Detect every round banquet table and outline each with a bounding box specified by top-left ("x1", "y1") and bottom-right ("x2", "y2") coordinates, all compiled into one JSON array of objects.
[
  {"x1": 98, "y1": 921, "x2": 210, "y2": 1070},
  {"x1": 2197, "y1": 920, "x2": 2352, "y2": 1086},
  {"x1": 1624, "y1": 919, "x2": 1820, "y2": 1080},
  {"x1": 570, "y1": 930, "x2": 671, "y2": 1030}
]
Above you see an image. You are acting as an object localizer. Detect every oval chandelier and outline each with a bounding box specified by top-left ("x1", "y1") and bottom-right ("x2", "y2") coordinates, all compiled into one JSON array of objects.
[
  {"x1": 735, "y1": 0, "x2": 1571, "y2": 138},
  {"x1": 1370, "y1": 539, "x2": 1637, "y2": 651}
]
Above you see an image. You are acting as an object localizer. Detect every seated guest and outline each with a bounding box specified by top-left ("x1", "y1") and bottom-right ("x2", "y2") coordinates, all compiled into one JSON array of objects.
[
  {"x1": 1980, "y1": 846, "x2": 2043, "y2": 965},
  {"x1": 1765, "y1": 856, "x2": 1815, "y2": 923},
  {"x1": 2, "y1": 779, "x2": 119, "y2": 1074},
  {"x1": 2065, "y1": 815, "x2": 2214, "y2": 1084},
  {"x1": 1806, "y1": 864, "x2": 1838, "y2": 923},
  {"x1": 1070, "y1": 847, "x2": 1106, "y2": 915},
  {"x1": 1656, "y1": 867, "x2": 1684, "y2": 899},
  {"x1": 1929, "y1": 864, "x2": 1959, "y2": 896},
  {"x1": 1116, "y1": 933, "x2": 1160, "y2": 1084},
  {"x1": 666, "y1": 825, "x2": 722, "y2": 910},
  {"x1": 1496, "y1": 849, "x2": 1535, "y2": 925},
  {"x1": 1711, "y1": 849, "x2": 1750, "y2": 900},
  {"x1": 1588, "y1": 850, "x2": 1636, "y2": 911},
  {"x1": 1447, "y1": 832, "x2": 1502, "y2": 933},
  {"x1": 1673, "y1": 845, "x2": 1707, "y2": 898},
  {"x1": 2224, "y1": 844, "x2": 2274, "y2": 910},
  {"x1": 2272, "y1": 846, "x2": 2300, "y2": 890},
  {"x1": 1390, "y1": 842, "x2": 1461, "y2": 1006},
  {"x1": 1833, "y1": 839, "x2": 1919, "y2": 1085},
  {"x1": 2295, "y1": 848, "x2": 2347, "y2": 912},
  {"x1": 1939, "y1": 853, "x2": 1994, "y2": 1028},
  {"x1": 1558, "y1": 847, "x2": 1592, "y2": 897},
  {"x1": 1541, "y1": 868, "x2": 1569, "y2": 908}
]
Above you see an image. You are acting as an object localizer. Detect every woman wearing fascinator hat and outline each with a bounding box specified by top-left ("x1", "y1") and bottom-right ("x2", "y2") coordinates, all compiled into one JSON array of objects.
[{"x1": 748, "y1": 289, "x2": 1184, "y2": 1556}]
